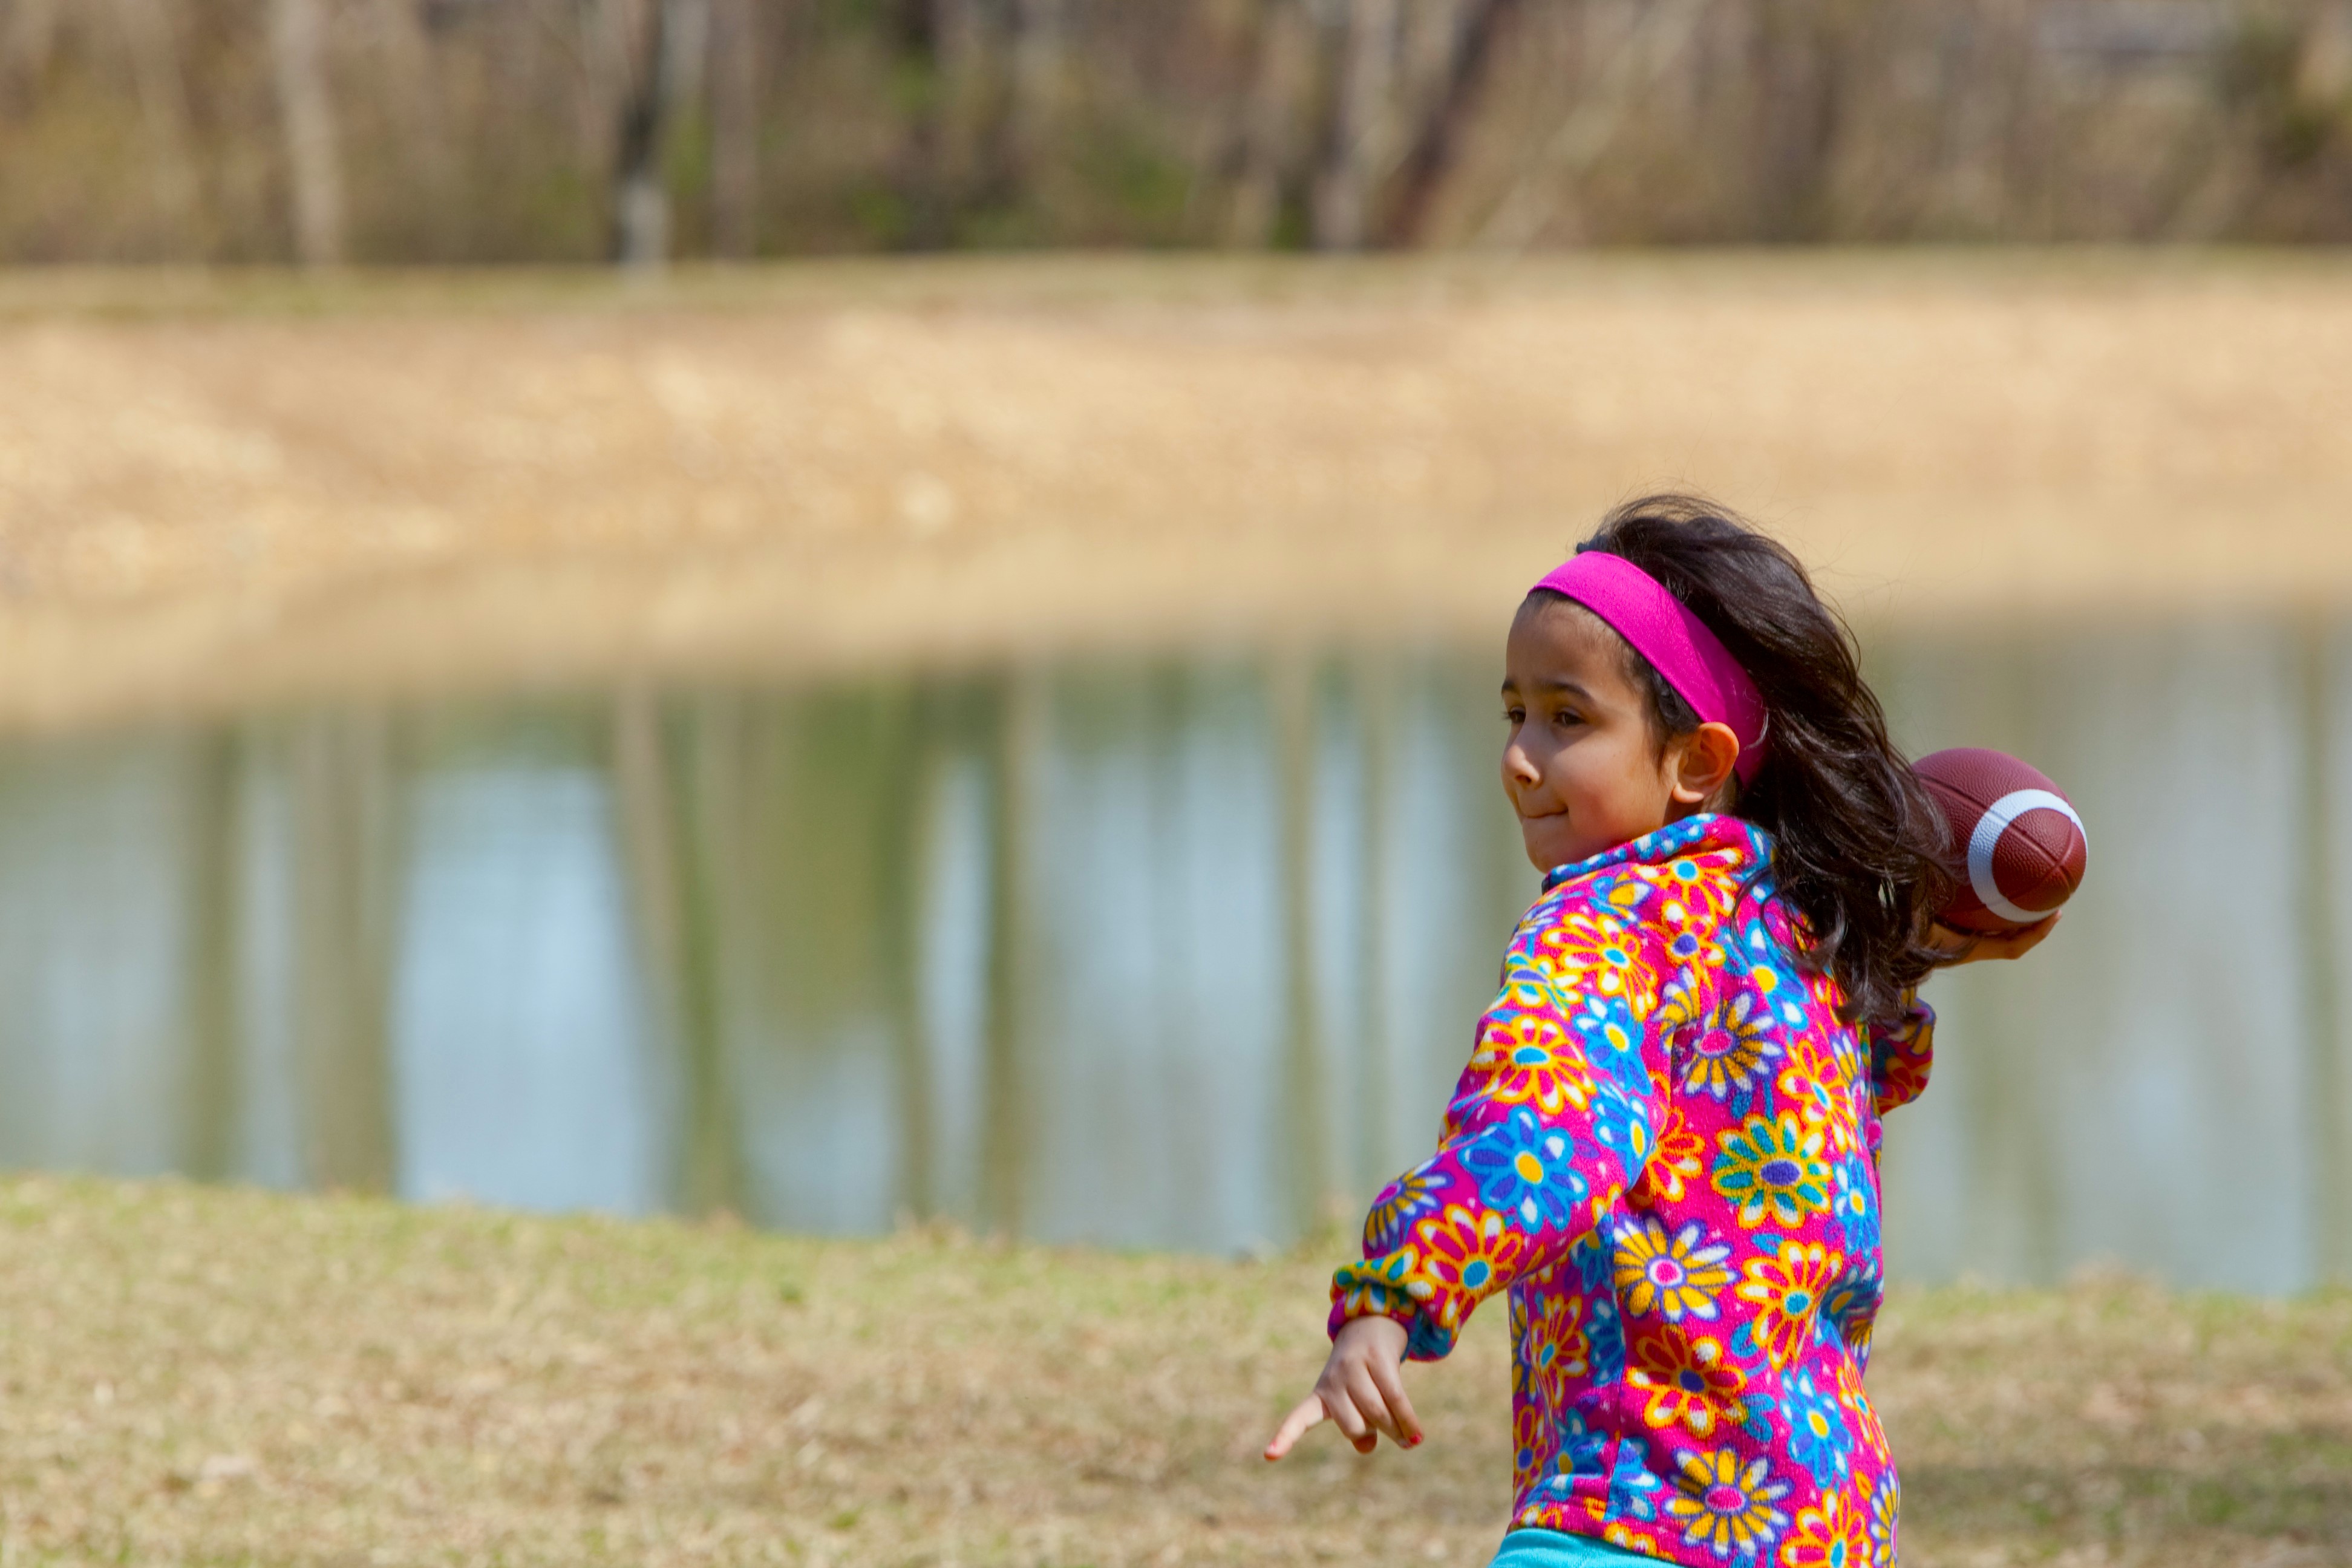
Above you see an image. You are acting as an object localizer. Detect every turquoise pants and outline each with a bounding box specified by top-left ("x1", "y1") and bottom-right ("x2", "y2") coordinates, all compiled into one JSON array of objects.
[{"x1": 1489, "y1": 1527, "x2": 1650, "y2": 1567}]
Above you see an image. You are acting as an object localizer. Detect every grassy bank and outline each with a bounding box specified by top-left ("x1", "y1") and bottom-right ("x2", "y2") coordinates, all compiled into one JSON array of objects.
[{"x1": 0, "y1": 1178, "x2": 2341, "y2": 1566}]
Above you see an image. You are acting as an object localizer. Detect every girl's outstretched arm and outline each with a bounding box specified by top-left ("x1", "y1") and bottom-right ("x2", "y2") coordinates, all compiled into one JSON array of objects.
[
  {"x1": 1263, "y1": 1315, "x2": 1415, "y2": 1460},
  {"x1": 1325, "y1": 913, "x2": 1670, "y2": 1362},
  {"x1": 1271, "y1": 898, "x2": 1673, "y2": 1460}
]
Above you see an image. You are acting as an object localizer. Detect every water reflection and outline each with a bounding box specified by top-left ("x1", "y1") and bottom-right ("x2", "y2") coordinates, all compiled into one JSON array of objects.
[
  {"x1": 0, "y1": 621, "x2": 2344, "y2": 1291},
  {"x1": 1873, "y1": 617, "x2": 2351, "y2": 1293}
]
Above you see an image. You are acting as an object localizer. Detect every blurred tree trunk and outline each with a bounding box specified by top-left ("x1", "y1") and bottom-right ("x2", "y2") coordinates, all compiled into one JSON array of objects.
[
  {"x1": 1477, "y1": 0, "x2": 1713, "y2": 248},
  {"x1": 1749, "y1": 0, "x2": 1849, "y2": 240},
  {"x1": 1398, "y1": 0, "x2": 1466, "y2": 100},
  {"x1": 706, "y1": 0, "x2": 762, "y2": 256},
  {"x1": 1312, "y1": 0, "x2": 1402, "y2": 250},
  {"x1": 109, "y1": 0, "x2": 201, "y2": 258},
  {"x1": 1229, "y1": 0, "x2": 1313, "y2": 246},
  {"x1": 1007, "y1": 0, "x2": 1066, "y2": 188},
  {"x1": 1380, "y1": 0, "x2": 1520, "y2": 246},
  {"x1": 611, "y1": 0, "x2": 666, "y2": 264},
  {"x1": 936, "y1": 0, "x2": 992, "y2": 200},
  {"x1": 612, "y1": 0, "x2": 710, "y2": 267},
  {"x1": 947, "y1": 0, "x2": 1058, "y2": 213},
  {"x1": 2301, "y1": 2, "x2": 2352, "y2": 100},
  {"x1": 891, "y1": 0, "x2": 1043, "y2": 244},
  {"x1": 370, "y1": 0, "x2": 459, "y2": 258},
  {"x1": 2, "y1": 0, "x2": 62, "y2": 99},
  {"x1": 890, "y1": 0, "x2": 951, "y2": 247},
  {"x1": 269, "y1": 0, "x2": 347, "y2": 266}
]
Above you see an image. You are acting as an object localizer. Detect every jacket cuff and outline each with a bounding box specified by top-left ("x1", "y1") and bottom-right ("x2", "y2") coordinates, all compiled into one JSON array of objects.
[{"x1": 1328, "y1": 1257, "x2": 1458, "y2": 1361}]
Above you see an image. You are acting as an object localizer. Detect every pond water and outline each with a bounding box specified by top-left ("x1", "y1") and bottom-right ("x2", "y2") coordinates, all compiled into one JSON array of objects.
[{"x1": 1, "y1": 616, "x2": 2345, "y2": 1292}]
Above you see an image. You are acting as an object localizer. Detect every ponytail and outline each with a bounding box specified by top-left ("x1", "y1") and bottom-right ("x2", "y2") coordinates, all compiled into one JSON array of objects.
[{"x1": 1569, "y1": 495, "x2": 1952, "y2": 1031}]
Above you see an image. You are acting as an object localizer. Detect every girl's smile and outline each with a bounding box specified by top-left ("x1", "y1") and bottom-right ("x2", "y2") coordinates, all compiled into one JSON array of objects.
[{"x1": 1500, "y1": 596, "x2": 1739, "y2": 873}]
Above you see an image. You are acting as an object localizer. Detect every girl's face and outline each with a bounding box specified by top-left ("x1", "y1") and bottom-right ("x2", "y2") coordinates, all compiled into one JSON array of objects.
[{"x1": 1500, "y1": 598, "x2": 1740, "y2": 873}]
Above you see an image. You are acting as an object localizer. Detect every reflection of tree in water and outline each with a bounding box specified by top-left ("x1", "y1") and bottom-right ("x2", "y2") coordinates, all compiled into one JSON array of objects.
[
  {"x1": 2294, "y1": 617, "x2": 2350, "y2": 1283},
  {"x1": 0, "y1": 631, "x2": 2343, "y2": 1284},
  {"x1": 287, "y1": 711, "x2": 399, "y2": 1196},
  {"x1": 178, "y1": 730, "x2": 239, "y2": 1185}
]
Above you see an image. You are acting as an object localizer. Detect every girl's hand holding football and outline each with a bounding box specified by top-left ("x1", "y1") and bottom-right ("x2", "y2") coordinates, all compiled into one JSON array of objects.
[
  {"x1": 1930, "y1": 912, "x2": 2059, "y2": 966},
  {"x1": 1263, "y1": 1313, "x2": 1420, "y2": 1460}
]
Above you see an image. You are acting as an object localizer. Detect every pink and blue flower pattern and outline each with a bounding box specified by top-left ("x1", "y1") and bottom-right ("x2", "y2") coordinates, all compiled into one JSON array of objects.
[{"x1": 1330, "y1": 814, "x2": 1933, "y2": 1567}]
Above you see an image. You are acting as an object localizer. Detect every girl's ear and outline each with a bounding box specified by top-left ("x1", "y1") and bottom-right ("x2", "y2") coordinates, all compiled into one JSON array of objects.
[{"x1": 1669, "y1": 722, "x2": 1742, "y2": 807}]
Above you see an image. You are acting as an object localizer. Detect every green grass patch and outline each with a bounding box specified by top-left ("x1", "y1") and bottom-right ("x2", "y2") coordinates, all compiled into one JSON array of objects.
[{"x1": 0, "y1": 1176, "x2": 2341, "y2": 1565}]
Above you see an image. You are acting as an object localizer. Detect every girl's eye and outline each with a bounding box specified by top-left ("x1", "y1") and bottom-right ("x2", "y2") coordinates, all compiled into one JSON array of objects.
[{"x1": 1504, "y1": 706, "x2": 1526, "y2": 725}]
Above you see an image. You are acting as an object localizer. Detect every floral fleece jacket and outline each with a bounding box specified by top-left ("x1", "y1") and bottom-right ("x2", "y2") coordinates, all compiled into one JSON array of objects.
[{"x1": 1330, "y1": 814, "x2": 1933, "y2": 1568}]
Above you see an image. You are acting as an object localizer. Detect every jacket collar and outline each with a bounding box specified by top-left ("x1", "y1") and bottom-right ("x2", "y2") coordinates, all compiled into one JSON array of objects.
[{"x1": 1540, "y1": 812, "x2": 1772, "y2": 893}]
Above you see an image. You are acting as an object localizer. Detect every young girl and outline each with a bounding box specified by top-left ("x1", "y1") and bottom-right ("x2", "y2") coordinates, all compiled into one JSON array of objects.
[{"x1": 1264, "y1": 497, "x2": 2053, "y2": 1567}]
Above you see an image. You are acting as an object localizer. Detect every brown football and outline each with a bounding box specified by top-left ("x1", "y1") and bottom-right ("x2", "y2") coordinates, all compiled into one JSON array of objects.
[{"x1": 1913, "y1": 748, "x2": 2088, "y2": 935}]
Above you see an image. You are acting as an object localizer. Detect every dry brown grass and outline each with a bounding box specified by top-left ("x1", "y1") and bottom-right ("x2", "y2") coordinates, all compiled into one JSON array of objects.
[
  {"x1": 0, "y1": 253, "x2": 2348, "y2": 733},
  {"x1": 0, "y1": 1176, "x2": 2343, "y2": 1567}
]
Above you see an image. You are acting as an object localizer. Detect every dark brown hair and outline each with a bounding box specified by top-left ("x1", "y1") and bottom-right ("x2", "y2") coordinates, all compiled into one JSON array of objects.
[{"x1": 1535, "y1": 494, "x2": 1953, "y2": 1030}]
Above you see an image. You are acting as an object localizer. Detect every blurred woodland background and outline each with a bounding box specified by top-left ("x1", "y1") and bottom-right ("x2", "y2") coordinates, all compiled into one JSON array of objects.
[{"x1": 7, "y1": 0, "x2": 2352, "y2": 266}]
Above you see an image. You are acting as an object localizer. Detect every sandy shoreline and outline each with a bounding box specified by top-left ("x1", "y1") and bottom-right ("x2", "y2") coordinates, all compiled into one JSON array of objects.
[{"x1": 0, "y1": 254, "x2": 2347, "y2": 732}]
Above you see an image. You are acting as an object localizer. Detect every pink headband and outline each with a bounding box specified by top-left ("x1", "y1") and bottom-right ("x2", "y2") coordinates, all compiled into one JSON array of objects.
[{"x1": 1530, "y1": 551, "x2": 1769, "y2": 786}]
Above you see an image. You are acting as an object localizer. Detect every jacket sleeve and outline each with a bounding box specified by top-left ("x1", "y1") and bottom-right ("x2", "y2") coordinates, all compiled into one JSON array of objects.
[
  {"x1": 1869, "y1": 987, "x2": 1935, "y2": 1114},
  {"x1": 1330, "y1": 897, "x2": 1671, "y2": 1361}
]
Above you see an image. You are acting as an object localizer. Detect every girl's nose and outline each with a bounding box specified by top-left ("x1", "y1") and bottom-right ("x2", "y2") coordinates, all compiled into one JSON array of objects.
[{"x1": 1502, "y1": 742, "x2": 1541, "y2": 790}]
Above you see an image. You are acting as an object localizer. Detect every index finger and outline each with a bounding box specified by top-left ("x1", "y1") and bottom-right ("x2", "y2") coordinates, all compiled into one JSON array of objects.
[{"x1": 1263, "y1": 1393, "x2": 1327, "y2": 1461}]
